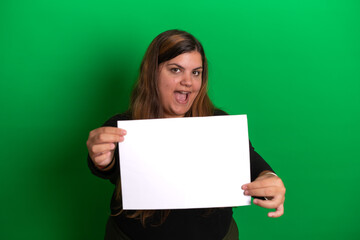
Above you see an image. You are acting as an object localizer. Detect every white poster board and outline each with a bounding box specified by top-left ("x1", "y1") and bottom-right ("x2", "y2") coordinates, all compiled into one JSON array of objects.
[{"x1": 117, "y1": 114, "x2": 251, "y2": 210}]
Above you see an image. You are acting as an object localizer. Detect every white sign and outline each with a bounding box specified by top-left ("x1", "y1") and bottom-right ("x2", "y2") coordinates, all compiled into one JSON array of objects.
[{"x1": 117, "y1": 115, "x2": 251, "y2": 210}]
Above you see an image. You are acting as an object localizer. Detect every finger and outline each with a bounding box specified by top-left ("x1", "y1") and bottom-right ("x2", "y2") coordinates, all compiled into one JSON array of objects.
[
  {"x1": 90, "y1": 143, "x2": 116, "y2": 155},
  {"x1": 268, "y1": 203, "x2": 284, "y2": 218},
  {"x1": 90, "y1": 127, "x2": 127, "y2": 138},
  {"x1": 252, "y1": 195, "x2": 283, "y2": 209},
  {"x1": 244, "y1": 187, "x2": 280, "y2": 198},
  {"x1": 93, "y1": 151, "x2": 113, "y2": 166},
  {"x1": 93, "y1": 133, "x2": 125, "y2": 144},
  {"x1": 242, "y1": 177, "x2": 282, "y2": 190},
  {"x1": 101, "y1": 127, "x2": 127, "y2": 135}
]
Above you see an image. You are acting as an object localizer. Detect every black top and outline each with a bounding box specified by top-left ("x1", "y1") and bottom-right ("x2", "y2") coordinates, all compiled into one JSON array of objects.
[{"x1": 88, "y1": 109, "x2": 274, "y2": 240}]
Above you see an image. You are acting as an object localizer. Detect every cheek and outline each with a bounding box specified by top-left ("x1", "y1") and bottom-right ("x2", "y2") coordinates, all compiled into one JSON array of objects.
[
  {"x1": 195, "y1": 80, "x2": 202, "y2": 92},
  {"x1": 158, "y1": 77, "x2": 171, "y2": 95},
  {"x1": 159, "y1": 73, "x2": 176, "y2": 92},
  {"x1": 159, "y1": 80, "x2": 176, "y2": 102},
  {"x1": 161, "y1": 82, "x2": 174, "y2": 96},
  {"x1": 191, "y1": 82, "x2": 202, "y2": 100}
]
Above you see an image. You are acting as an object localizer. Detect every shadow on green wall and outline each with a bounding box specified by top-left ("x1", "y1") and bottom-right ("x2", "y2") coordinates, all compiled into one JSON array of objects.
[{"x1": 38, "y1": 47, "x2": 136, "y2": 238}]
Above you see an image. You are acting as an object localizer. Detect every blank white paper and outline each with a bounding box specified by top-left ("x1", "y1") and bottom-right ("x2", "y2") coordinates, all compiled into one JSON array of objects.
[{"x1": 117, "y1": 115, "x2": 251, "y2": 210}]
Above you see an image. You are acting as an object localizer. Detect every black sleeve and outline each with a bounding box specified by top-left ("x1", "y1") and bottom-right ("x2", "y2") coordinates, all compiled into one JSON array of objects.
[
  {"x1": 87, "y1": 112, "x2": 131, "y2": 185},
  {"x1": 214, "y1": 109, "x2": 274, "y2": 181},
  {"x1": 249, "y1": 141, "x2": 273, "y2": 181}
]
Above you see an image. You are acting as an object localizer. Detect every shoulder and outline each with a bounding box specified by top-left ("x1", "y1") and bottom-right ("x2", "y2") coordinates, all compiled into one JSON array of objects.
[
  {"x1": 213, "y1": 108, "x2": 229, "y2": 116},
  {"x1": 102, "y1": 111, "x2": 132, "y2": 127}
]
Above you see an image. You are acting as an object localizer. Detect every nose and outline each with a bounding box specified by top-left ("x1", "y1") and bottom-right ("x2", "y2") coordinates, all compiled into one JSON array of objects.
[{"x1": 180, "y1": 73, "x2": 192, "y2": 87}]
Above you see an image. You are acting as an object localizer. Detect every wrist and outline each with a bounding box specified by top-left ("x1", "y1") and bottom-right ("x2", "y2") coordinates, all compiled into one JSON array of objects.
[
  {"x1": 259, "y1": 170, "x2": 277, "y2": 178},
  {"x1": 263, "y1": 171, "x2": 277, "y2": 177},
  {"x1": 96, "y1": 156, "x2": 115, "y2": 171}
]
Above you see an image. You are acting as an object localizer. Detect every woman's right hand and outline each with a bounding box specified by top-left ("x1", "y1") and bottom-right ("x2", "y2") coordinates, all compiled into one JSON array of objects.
[{"x1": 86, "y1": 127, "x2": 127, "y2": 170}]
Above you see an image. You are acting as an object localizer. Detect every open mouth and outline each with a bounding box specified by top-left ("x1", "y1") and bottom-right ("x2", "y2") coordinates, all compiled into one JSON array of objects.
[{"x1": 174, "y1": 91, "x2": 190, "y2": 104}]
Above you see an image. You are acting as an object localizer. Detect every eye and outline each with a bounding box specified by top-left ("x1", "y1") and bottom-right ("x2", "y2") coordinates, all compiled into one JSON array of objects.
[
  {"x1": 171, "y1": 68, "x2": 181, "y2": 73},
  {"x1": 193, "y1": 70, "x2": 201, "y2": 76}
]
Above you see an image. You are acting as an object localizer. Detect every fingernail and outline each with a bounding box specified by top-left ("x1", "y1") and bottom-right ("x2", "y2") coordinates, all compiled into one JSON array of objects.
[
  {"x1": 122, "y1": 130, "x2": 127, "y2": 135},
  {"x1": 242, "y1": 185, "x2": 247, "y2": 190},
  {"x1": 244, "y1": 190, "x2": 249, "y2": 195}
]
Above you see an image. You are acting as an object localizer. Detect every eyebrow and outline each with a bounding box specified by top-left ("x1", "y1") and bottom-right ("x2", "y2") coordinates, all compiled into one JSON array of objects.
[{"x1": 166, "y1": 63, "x2": 203, "y2": 70}]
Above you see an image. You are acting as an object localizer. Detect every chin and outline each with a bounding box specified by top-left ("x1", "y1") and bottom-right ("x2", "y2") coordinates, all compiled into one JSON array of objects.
[{"x1": 166, "y1": 107, "x2": 191, "y2": 118}]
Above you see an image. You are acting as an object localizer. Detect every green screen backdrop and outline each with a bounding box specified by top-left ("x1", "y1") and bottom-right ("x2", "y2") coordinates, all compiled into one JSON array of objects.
[{"x1": 1, "y1": 0, "x2": 359, "y2": 239}]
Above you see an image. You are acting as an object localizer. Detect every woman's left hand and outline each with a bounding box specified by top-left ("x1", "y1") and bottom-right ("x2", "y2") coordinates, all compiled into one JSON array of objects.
[{"x1": 242, "y1": 171, "x2": 286, "y2": 218}]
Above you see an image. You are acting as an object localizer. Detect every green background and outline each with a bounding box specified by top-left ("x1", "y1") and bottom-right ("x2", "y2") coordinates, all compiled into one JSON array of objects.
[{"x1": 1, "y1": 0, "x2": 359, "y2": 239}]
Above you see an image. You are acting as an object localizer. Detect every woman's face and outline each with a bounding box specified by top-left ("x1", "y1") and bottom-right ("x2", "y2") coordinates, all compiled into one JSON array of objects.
[{"x1": 158, "y1": 51, "x2": 203, "y2": 118}]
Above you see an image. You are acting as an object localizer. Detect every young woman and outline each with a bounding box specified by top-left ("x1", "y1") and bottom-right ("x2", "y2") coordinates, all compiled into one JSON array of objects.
[{"x1": 86, "y1": 30, "x2": 286, "y2": 240}]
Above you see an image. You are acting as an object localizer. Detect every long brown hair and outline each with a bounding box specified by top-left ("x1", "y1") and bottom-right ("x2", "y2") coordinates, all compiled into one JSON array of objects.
[{"x1": 113, "y1": 30, "x2": 215, "y2": 227}]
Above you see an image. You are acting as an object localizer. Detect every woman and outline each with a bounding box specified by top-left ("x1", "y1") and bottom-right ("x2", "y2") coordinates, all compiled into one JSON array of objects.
[{"x1": 87, "y1": 30, "x2": 286, "y2": 240}]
